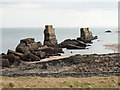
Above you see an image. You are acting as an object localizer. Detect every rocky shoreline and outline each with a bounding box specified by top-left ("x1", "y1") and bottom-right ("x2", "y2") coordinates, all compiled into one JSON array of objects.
[
  {"x1": 1, "y1": 25, "x2": 98, "y2": 68},
  {"x1": 1, "y1": 25, "x2": 119, "y2": 78},
  {"x1": 1, "y1": 53, "x2": 120, "y2": 77}
]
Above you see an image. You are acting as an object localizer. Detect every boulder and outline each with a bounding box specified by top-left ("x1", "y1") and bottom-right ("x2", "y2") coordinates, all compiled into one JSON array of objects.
[
  {"x1": 16, "y1": 38, "x2": 41, "y2": 53},
  {"x1": 7, "y1": 49, "x2": 24, "y2": 57},
  {"x1": 41, "y1": 47, "x2": 55, "y2": 55},
  {"x1": 27, "y1": 53, "x2": 40, "y2": 61},
  {"x1": 30, "y1": 42, "x2": 38, "y2": 50},
  {"x1": 20, "y1": 38, "x2": 35, "y2": 44},
  {"x1": 54, "y1": 48, "x2": 64, "y2": 53},
  {"x1": 105, "y1": 30, "x2": 111, "y2": 33},
  {"x1": 38, "y1": 45, "x2": 48, "y2": 51},
  {"x1": 94, "y1": 36, "x2": 98, "y2": 39},
  {"x1": 7, "y1": 54, "x2": 16, "y2": 63},
  {"x1": 6, "y1": 52, "x2": 22, "y2": 64},
  {"x1": 39, "y1": 52, "x2": 46, "y2": 59},
  {"x1": 44, "y1": 25, "x2": 58, "y2": 47},
  {"x1": 19, "y1": 54, "x2": 29, "y2": 61},
  {"x1": 37, "y1": 42, "x2": 42, "y2": 47},
  {"x1": 14, "y1": 56, "x2": 21, "y2": 66},
  {"x1": 2, "y1": 59, "x2": 10, "y2": 67},
  {"x1": 1, "y1": 53, "x2": 8, "y2": 59},
  {"x1": 16, "y1": 43, "x2": 29, "y2": 53},
  {"x1": 1, "y1": 53, "x2": 6, "y2": 55},
  {"x1": 33, "y1": 51, "x2": 46, "y2": 59}
]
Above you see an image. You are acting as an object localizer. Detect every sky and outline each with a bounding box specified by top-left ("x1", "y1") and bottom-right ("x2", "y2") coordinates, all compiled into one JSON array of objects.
[{"x1": 0, "y1": 1, "x2": 118, "y2": 28}]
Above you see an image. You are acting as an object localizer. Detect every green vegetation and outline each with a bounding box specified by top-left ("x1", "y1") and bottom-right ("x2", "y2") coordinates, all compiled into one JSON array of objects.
[{"x1": 75, "y1": 55, "x2": 93, "y2": 60}]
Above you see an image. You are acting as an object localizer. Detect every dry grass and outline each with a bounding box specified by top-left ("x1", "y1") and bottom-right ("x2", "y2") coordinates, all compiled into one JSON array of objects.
[{"x1": 1, "y1": 76, "x2": 119, "y2": 88}]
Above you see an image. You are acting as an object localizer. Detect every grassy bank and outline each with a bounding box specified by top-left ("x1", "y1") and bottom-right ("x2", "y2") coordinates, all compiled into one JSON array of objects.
[{"x1": 1, "y1": 76, "x2": 119, "y2": 88}]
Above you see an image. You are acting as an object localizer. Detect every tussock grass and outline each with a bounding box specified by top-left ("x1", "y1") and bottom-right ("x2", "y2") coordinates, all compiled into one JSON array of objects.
[{"x1": 1, "y1": 76, "x2": 119, "y2": 88}]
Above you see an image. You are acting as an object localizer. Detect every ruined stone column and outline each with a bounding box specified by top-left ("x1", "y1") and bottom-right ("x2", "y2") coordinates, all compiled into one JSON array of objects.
[
  {"x1": 80, "y1": 28, "x2": 94, "y2": 43},
  {"x1": 44, "y1": 25, "x2": 58, "y2": 47}
]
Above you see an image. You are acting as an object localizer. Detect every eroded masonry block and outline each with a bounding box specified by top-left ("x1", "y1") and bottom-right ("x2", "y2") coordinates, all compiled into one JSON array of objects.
[{"x1": 44, "y1": 25, "x2": 58, "y2": 46}]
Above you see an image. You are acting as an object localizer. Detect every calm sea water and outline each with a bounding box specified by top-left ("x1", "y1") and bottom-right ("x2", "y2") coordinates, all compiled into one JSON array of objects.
[{"x1": 0, "y1": 27, "x2": 118, "y2": 56}]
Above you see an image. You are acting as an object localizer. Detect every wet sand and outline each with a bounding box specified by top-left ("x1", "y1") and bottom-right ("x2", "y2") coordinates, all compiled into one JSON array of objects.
[{"x1": 104, "y1": 44, "x2": 120, "y2": 53}]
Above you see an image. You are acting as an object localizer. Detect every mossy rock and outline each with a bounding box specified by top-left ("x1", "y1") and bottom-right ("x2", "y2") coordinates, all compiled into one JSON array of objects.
[{"x1": 67, "y1": 44, "x2": 86, "y2": 49}]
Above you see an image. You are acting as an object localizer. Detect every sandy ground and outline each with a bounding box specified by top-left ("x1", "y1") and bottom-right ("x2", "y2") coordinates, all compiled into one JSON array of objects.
[
  {"x1": 104, "y1": 44, "x2": 120, "y2": 53},
  {"x1": 22, "y1": 56, "x2": 70, "y2": 64}
]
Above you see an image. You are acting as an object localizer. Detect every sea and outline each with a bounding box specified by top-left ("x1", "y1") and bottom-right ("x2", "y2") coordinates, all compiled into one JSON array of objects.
[{"x1": 0, "y1": 27, "x2": 119, "y2": 56}]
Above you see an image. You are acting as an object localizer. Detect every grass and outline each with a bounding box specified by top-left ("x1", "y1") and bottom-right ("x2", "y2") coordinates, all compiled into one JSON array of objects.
[
  {"x1": 75, "y1": 55, "x2": 93, "y2": 60},
  {"x1": 1, "y1": 76, "x2": 119, "y2": 88}
]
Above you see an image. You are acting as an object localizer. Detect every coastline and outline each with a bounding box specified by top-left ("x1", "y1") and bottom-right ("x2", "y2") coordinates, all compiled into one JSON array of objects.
[
  {"x1": 104, "y1": 44, "x2": 120, "y2": 53},
  {"x1": 2, "y1": 53, "x2": 119, "y2": 78}
]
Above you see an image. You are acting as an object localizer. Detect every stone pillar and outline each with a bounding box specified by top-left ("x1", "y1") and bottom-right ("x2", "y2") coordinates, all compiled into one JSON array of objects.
[
  {"x1": 80, "y1": 28, "x2": 94, "y2": 43},
  {"x1": 44, "y1": 25, "x2": 58, "y2": 47}
]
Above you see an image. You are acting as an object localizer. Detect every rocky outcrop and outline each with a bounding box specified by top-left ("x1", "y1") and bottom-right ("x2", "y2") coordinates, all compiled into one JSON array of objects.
[
  {"x1": 16, "y1": 38, "x2": 42, "y2": 54},
  {"x1": 1, "y1": 37, "x2": 63, "y2": 68},
  {"x1": 44, "y1": 25, "x2": 58, "y2": 47},
  {"x1": 105, "y1": 30, "x2": 111, "y2": 33},
  {"x1": 1, "y1": 59, "x2": 10, "y2": 67},
  {"x1": 77, "y1": 28, "x2": 98, "y2": 43},
  {"x1": 58, "y1": 28, "x2": 97, "y2": 49},
  {"x1": 58, "y1": 39, "x2": 86, "y2": 49},
  {"x1": 2, "y1": 53, "x2": 119, "y2": 77}
]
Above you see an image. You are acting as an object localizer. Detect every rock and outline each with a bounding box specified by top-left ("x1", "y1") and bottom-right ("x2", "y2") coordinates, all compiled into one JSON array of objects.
[
  {"x1": 54, "y1": 48, "x2": 64, "y2": 53},
  {"x1": 2, "y1": 59, "x2": 10, "y2": 67},
  {"x1": 94, "y1": 36, "x2": 98, "y2": 39},
  {"x1": 6, "y1": 53, "x2": 22, "y2": 64},
  {"x1": 66, "y1": 44, "x2": 86, "y2": 49},
  {"x1": 59, "y1": 39, "x2": 86, "y2": 49},
  {"x1": 14, "y1": 56, "x2": 21, "y2": 66},
  {"x1": 37, "y1": 42, "x2": 42, "y2": 47},
  {"x1": 42, "y1": 47, "x2": 55, "y2": 55},
  {"x1": 44, "y1": 25, "x2": 58, "y2": 47},
  {"x1": 1, "y1": 53, "x2": 8, "y2": 59},
  {"x1": 30, "y1": 42, "x2": 38, "y2": 50},
  {"x1": 16, "y1": 38, "x2": 41, "y2": 53},
  {"x1": 33, "y1": 51, "x2": 46, "y2": 59},
  {"x1": 78, "y1": 28, "x2": 97, "y2": 43},
  {"x1": 1, "y1": 53, "x2": 6, "y2": 55},
  {"x1": 16, "y1": 43, "x2": 29, "y2": 53},
  {"x1": 105, "y1": 30, "x2": 111, "y2": 33},
  {"x1": 38, "y1": 45, "x2": 64, "y2": 56},
  {"x1": 20, "y1": 38, "x2": 35, "y2": 44},
  {"x1": 19, "y1": 54, "x2": 29, "y2": 61},
  {"x1": 7, "y1": 54, "x2": 16, "y2": 63},
  {"x1": 38, "y1": 45, "x2": 48, "y2": 50},
  {"x1": 27, "y1": 53, "x2": 40, "y2": 61},
  {"x1": 40, "y1": 52, "x2": 46, "y2": 59},
  {"x1": 7, "y1": 49, "x2": 24, "y2": 57}
]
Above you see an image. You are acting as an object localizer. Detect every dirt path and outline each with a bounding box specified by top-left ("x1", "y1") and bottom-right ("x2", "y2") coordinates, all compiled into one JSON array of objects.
[{"x1": 22, "y1": 56, "x2": 70, "y2": 64}]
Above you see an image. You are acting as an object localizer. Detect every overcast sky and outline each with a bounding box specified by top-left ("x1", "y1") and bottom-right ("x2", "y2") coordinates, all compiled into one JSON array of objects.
[{"x1": 0, "y1": 2, "x2": 118, "y2": 28}]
